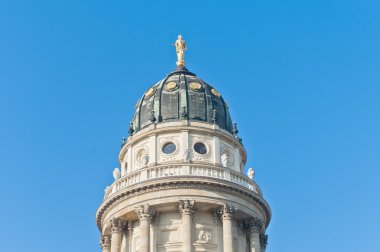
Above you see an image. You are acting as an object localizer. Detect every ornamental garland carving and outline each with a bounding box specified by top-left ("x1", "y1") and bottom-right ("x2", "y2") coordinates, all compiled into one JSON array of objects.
[
  {"x1": 158, "y1": 136, "x2": 180, "y2": 162},
  {"x1": 191, "y1": 136, "x2": 212, "y2": 162}
]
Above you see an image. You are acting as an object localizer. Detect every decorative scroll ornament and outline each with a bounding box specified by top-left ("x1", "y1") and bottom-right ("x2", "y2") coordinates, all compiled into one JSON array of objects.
[
  {"x1": 100, "y1": 235, "x2": 111, "y2": 249},
  {"x1": 135, "y1": 204, "x2": 156, "y2": 222},
  {"x1": 109, "y1": 217, "x2": 126, "y2": 233},
  {"x1": 173, "y1": 35, "x2": 187, "y2": 67},
  {"x1": 249, "y1": 217, "x2": 263, "y2": 232},
  {"x1": 178, "y1": 200, "x2": 195, "y2": 216},
  {"x1": 216, "y1": 204, "x2": 237, "y2": 220}
]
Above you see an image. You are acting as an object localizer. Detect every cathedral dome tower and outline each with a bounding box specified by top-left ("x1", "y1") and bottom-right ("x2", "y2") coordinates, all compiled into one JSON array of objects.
[{"x1": 96, "y1": 36, "x2": 271, "y2": 252}]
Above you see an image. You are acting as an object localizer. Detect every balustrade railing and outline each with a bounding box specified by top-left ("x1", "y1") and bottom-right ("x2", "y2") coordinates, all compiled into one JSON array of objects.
[{"x1": 104, "y1": 164, "x2": 261, "y2": 199}]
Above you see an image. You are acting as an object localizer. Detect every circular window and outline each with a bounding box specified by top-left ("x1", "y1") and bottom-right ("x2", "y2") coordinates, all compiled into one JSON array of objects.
[
  {"x1": 162, "y1": 142, "x2": 176, "y2": 154},
  {"x1": 194, "y1": 142, "x2": 207, "y2": 155}
]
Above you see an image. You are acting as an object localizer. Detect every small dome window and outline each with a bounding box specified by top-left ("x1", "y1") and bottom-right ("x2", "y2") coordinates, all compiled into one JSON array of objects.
[
  {"x1": 162, "y1": 142, "x2": 176, "y2": 154},
  {"x1": 194, "y1": 142, "x2": 207, "y2": 155}
]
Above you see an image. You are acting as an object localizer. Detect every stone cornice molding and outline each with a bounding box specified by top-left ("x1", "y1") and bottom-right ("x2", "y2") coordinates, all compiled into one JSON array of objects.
[
  {"x1": 109, "y1": 217, "x2": 126, "y2": 234},
  {"x1": 96, "y1": 180, "x2": 271, "y2": 231},
  {"x1": 178, "y1": 200, "x2": 195, "y2": 216},
  {"x1": 100, "y1": 235, "x2": 111, "y2": 249},
  {"x1": 135, "y1": 204, "x2": 156, "y2": 222}
]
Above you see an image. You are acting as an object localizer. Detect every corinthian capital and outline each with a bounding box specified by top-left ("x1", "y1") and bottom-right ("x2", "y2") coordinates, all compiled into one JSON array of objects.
[
  {"x1": 109, "y1": 217, "x2": 126, "y2": 233},
  {"x1": 100, "y1": 235, "x2": 111, "y2": 250},
  {"x1": 135, "y1": 204, "x2": 156, "y2": 221},
  {"x1": 249, "y1": 217, "x2": 263, "y2": 232},
  {"x1": 260, "y1": 234, "x2": 268, "y2": 248},
  {"x1": 216, "y1": 204, "x2": 237, "y2": 221},
  {"x1": 178, "y1": 200, "x2": 195, "y2": 216}
]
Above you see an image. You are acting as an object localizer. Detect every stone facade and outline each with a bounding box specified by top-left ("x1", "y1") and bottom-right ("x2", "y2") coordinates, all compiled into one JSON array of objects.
[{"x1": 96, "y1": 65, "x2": 271, "y2": 252}]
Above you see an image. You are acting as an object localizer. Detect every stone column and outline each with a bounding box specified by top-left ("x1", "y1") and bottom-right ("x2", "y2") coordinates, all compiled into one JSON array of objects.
[
  {"x1": 110, "y1": 218, "x2": 125, "y2": 252},
  {"x1": 218, "y1": 204, "x2": 237, "y2": 252},
  {"x1": 179, "y1": 200, "x2": 195, "y2": 252},
  {"x1": 249, "y1": 217, "x2": 262, "y2": 252},
  {"x1": 100, "y1": 235, "x2": 111, "y2": 252},
  {"x1": 135, "y1": 204, "x2": 156, "y2": 252}
]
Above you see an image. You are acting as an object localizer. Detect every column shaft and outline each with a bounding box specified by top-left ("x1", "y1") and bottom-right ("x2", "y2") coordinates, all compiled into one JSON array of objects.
[
  {"x1": 179, "y1": 200, "x2": 194, "y2": 252},
  {"x1": 223, "y1": 217, "x2": 234, "y2": 252},
  {"x1": 182, "y1": 213, "x2": 192, "y2": 252},
  {"x1": 140, "y1": 218, "x2": 150, "y2": 252},
  {"x1": 111, "y1": 232, "x2": 122, "y2": 252},
  {"x1": 249, "y1": 232, "x2": 261, "y2": 252}
]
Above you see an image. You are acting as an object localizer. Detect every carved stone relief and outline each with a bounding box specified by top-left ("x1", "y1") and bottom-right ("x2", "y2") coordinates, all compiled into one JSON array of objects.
[
  {"x1": 134, "y1": 144, "x2": 149, "y2": 169},
  {"x1": 190, "y1": 136, "x2": 212, "y2": 162},
  {"x1": 197, "y1": 230, "x2": 212, "y2": 243},
  {"x1": 158, "y1": 136, "x2": 180, "y2": 162}
]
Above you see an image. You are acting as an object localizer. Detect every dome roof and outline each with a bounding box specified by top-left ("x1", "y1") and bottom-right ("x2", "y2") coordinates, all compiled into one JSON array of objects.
[{"x1": 130, "y1": 67, "x2": 234, "y2": 135}]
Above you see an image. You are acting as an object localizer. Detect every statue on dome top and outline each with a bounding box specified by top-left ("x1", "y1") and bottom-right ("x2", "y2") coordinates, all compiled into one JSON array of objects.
[{"x1": 173, "y1": 35, "x2": 187, "y2": 67}]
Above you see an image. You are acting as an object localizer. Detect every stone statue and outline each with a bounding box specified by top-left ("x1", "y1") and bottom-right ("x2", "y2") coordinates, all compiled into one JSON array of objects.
[
  {"x1": 174, "y1": 35, "x2": 187, "y2": 67},
  {"x1": 182, "y1": 149, "x2": 191, "y2": 163},
  {"x1": 142, "y1": 154, "x2": 149, "y2": 167},
  {"x1": 113, "y1": 168, "x2": 121, "y2": 181},
  {"x1": 221, "y1": 153, "x2": 228, "y2": 168},
  {"x1": 247, "y1": 168, "x2": 255, "y2": 180}
]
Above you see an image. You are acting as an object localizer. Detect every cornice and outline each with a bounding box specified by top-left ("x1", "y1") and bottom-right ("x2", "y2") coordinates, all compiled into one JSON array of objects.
[{"x1": 95, "y1": 178, "x2": 271, "y2": 232}]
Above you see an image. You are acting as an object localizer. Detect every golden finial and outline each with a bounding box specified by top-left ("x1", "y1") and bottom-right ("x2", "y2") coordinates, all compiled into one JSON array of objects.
[{"x1": 173, "y1": 35, "x2": 187, "y2": 67}]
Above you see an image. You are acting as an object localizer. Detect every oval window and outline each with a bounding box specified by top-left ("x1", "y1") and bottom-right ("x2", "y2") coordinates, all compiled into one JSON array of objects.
[
  {"x1": 194, "y1": 142, "x2": 207, "y2": 155},
  {"x1": 162, "y1": 142, "x2": 176, "y2": 154}
]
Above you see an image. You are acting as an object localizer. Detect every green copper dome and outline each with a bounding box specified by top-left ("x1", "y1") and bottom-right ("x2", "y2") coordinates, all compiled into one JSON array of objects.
[{"x1": 129, "y1": 67, "x2": 233, "y2": 135}]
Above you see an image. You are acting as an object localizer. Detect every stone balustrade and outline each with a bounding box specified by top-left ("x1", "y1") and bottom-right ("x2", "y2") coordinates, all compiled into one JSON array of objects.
[{"x1": 104, "y1": 164, "x2": 262, "y2": 200}]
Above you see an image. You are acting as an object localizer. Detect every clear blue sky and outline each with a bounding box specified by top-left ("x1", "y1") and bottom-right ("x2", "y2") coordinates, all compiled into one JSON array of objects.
[{"x1": 0, "y1": 0, "x2": 379, "y2": 251}]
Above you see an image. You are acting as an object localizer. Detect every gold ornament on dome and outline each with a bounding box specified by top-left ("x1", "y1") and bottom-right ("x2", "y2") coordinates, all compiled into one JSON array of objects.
[
  {"x1": 211, "y1": 88, "x2": 221, "y2": 97},
  {"x1": 165, "y1": 82, "x2": 178, "y2": 91},
  {"x1": 145, "y1": 87, "x2": 156, "y2": 98},
  {"x1": 189, "y1": 82, "x2": 202, "y2": 91}
]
